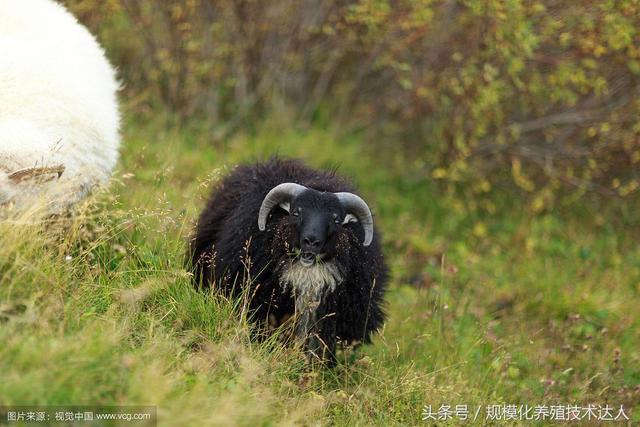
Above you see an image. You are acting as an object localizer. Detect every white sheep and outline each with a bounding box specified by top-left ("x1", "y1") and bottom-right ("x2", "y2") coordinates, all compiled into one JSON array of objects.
[{"x1": 0, "y1": 0, "x2": 120, "y2": 211}]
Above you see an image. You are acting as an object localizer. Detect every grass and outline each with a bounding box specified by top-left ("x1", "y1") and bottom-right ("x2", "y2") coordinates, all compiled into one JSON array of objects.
[{"x1": 1, "y1": 114, "x2": 639, "y2": 426}]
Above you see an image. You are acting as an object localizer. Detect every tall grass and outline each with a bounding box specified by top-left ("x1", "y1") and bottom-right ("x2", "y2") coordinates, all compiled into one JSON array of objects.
[{"x1": 1, "y1": 117, "x2": 638, "y2": 425}]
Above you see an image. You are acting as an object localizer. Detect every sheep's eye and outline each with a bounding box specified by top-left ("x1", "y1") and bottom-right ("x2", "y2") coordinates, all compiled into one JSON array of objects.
[
  {"x1": 292, "y1": 209, "x2": 300, "y2": 217},
  {"x1": 333, "y1": 213, "x2": 341, "y2": 224}
]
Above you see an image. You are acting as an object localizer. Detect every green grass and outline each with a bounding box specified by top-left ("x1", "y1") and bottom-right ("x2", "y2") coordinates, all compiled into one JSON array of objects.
[{"x1": 1, "y1": 115, "x2": 638, "y2": 426}]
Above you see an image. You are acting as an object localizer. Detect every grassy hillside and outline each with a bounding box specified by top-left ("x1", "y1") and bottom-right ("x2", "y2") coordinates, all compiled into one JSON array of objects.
[{"x1": 1, "y1": 116, "x2": 638, "y2": 426}]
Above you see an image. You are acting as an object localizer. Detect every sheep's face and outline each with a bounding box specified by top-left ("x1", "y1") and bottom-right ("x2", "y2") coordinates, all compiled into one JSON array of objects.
[
  {"x1": 284, "y1": 190, "x2": 348, "y2": 267},
  {"x1": 259, "y1": 183, "x2": 372, "y2": 263}
]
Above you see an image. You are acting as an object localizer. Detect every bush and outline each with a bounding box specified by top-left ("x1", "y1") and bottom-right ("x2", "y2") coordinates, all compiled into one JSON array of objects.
[{"x1": 63, "y1": 0, "x2": 640, "y2": 201}]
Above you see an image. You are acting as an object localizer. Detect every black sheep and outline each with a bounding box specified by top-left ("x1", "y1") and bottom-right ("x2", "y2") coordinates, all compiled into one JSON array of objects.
[{"x1": 190, "y1": 158, "x2": 387, "y2": 363}]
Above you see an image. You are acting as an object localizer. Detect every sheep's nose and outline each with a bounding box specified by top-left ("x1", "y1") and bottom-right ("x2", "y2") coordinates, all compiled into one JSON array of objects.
[{"x1": 303, "y1": 236, "x2": 321, "y2": 248}]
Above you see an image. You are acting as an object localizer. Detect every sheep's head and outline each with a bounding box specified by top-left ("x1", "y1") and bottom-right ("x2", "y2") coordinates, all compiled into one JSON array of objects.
[{"x1": 258, "y1": 183, "x2": 373, "y2": 267}]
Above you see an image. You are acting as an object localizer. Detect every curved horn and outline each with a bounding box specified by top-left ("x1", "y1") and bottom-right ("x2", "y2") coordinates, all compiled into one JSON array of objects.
[
  {"x1": 335, "y1": 192, "x2": 374, "y2": 246},
  {"x1": 258, "y1": 183, "x2": 307, "y2": 231}
]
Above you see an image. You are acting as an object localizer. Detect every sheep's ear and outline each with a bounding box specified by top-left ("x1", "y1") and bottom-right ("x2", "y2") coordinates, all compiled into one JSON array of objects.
[
  {"x1": 342, "y1": 213, "x2": 358, "y2": 224},
  {"x1": 279, "y1": 201, "x2": 290, "y2": 212}
]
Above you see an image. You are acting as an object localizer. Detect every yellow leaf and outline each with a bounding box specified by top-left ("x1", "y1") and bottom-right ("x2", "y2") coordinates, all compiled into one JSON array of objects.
[
  {"x1": 473, "y1": 222, "x2": 487, "y2": 238},
  {"x1": 431, "y1": 168, "x2": 447, "y2": 179}
]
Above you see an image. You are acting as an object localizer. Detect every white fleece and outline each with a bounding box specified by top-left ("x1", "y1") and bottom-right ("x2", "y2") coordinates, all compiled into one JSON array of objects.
[{"x1": 0, "y1": 0, "x2": 120, "y2": 210}]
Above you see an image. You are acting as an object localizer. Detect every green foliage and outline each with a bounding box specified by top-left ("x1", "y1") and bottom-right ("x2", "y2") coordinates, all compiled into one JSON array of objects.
[
  {"x1": 1, "y1": 119, "x2": 638, "y2": 424},
  {"x1": 62, "y1": 0, "x2": 640, "y2": 202}
]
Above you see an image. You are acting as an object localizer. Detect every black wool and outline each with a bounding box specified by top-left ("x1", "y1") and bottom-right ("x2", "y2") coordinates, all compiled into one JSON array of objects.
[{"x1": 189, "y1": 157, "x2": 387, "y2": 363}]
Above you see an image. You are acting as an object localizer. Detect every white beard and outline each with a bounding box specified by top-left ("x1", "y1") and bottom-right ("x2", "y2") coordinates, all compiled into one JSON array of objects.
[{"x1": 279, "y1": 260, "x2": 343, "y2": 342}]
